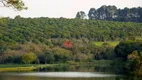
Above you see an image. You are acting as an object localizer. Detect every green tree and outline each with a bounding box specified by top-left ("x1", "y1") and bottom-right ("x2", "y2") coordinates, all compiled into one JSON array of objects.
[
  {"x1": 53, "y1": 47, "x2": 72, "y2": 62},
  {"x1": 21, "y1": 52, "x2": 37, "y2": 64},
  {"x1": 74, "y1": 53, "x2": 88, "y2": 62},
  {"x1": 44, "y1": 50, "x2": 55, "y2": 64},
  {"x1": 88, "y1": 8, "x2": 97, "y2": 20},
  {"x1": 76, "y1": 11, "x2": 87, "y2": 19},
  {"x1": 114, "y1": 40, "x2": 142, "y2": 60}
]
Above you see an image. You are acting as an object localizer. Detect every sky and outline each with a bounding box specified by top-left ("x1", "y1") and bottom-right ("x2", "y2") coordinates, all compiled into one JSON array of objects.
[{"x1": 0, "y1": 0, "x2": 142, "y2": 18}]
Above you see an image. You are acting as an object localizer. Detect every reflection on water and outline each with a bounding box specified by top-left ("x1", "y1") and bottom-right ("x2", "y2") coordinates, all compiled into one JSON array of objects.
[
  {"x1": 0, "y1": 65, "x2": 141, "y2": 80},
  {"x1": 36, "y1": 65, "x2": 117, "y2": 73},
  {"x1": 0, "y1": 75, "x2": 121, "y2": 80},
  {"x1": 8, "y1": 72, "x2": 120, "y2": 78}
]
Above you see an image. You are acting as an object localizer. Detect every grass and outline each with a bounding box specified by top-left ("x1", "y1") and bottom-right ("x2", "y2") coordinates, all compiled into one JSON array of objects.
[
  {"x1": 0, "y1": 64, "x2": 58, "y2": 72},
  {"x1": 93, "y1": 41, "x2": 119, "y2": 47},
  {"x1": 0, "y1": 60, "x2": 115, "y2": 72},
  {"x1": 0, "y1": 67, "x2": 36, "y2": 72},
  {"x1": 0, "y1": 61, "x2": 112, "y2": 72}
]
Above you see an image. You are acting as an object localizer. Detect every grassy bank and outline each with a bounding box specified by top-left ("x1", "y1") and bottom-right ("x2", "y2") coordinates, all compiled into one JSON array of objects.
[
  {"x1": 0, "y1": 60, "x2": 113, "y2": 72},
  {"x1": 0, "y1": 64, "x2": 58, "y2": 72},
  {"x1": 0, "y1": 67, "x2": 36, "y2": 72}
]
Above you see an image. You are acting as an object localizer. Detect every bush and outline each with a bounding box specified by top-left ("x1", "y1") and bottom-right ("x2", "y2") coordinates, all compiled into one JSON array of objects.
[{"x1": 21, "y1": 52, "x2": 37, "y2": 64}]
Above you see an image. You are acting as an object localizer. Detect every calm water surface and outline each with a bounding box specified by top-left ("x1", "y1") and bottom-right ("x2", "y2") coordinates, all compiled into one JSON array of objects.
[{"x1": 0, "y1": 64, "x2": 140, "y2": 80}]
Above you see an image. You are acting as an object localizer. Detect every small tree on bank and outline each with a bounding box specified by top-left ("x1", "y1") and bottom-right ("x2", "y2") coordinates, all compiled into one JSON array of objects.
[{"x1": 21, "y1": 52, "x2": 37, "y2": 64}]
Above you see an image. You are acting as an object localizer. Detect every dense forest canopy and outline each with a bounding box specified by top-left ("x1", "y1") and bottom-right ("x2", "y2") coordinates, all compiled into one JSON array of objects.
[
  {"x1": 76, "y1": 5, "x2": 142, "y2": 22},
  {"x1": 0, "y1": 16, "x2": 142, "y2": 44},
  {"x1": 0, "y1": 16, "x2": 142, "y2": 43}
]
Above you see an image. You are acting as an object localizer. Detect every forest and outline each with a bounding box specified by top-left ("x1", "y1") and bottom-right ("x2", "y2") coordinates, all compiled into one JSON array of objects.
[
  {"x1": 0, "y1": 16, "x2": 142, "y2": 76},
  {"x1": 0, "y1": 16, "x2": 142, "y2": 62}
]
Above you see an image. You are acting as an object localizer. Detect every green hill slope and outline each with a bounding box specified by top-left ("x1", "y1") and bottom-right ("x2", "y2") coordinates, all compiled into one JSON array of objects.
[
  {"x1": 0, "y1": 17, "x2": 142, "y2": 44},
  {"x1": 0, "y1": 17, "x2": 142, "y2": 64}
]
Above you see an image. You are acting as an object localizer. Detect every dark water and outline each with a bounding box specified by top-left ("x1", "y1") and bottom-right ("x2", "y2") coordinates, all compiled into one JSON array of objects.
[{"x1": 0, "y1": 65, "x2": 141, "y2": 80}]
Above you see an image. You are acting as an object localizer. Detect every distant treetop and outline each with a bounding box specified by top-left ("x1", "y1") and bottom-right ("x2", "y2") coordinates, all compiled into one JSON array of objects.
[{"x1": 76, "y1": 5, "x2": 142, "y2": 22}]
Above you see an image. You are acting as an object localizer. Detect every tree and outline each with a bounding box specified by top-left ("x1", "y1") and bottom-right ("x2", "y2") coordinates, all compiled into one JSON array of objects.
[
  {"x1": 88, "y1": 8, "x2": 97, "y2": 20},
  {"x1": 97, "y1": 5, "x2": 107, "y2": 20},
  {"x1": 0, "y1": 0, "x2": 27, "y2": 11},
  {"x1": 63, "y1": 40, "x2": 72, "y2": 48},
  {"x1": 21, "y1": 52, "x2": 37, "y2": 64},
  {"x1": 76, "y1": 11, "x2": 87, "y2": 19},
  {"x1": 114, "y1": 40, "x2": 142, "y2": 60},
  {"x1": 53, "y1": 47, "x2": 72, "y2": 62},
  {"x1": 106, "y1": 5, "x2": 117, "y2": 20},
  {"x1": 44, "y1": 50, "x2": 55, "y2": 64},
  {"x1": 114, "y1": 40, "x2": 142, "y2": 76}
]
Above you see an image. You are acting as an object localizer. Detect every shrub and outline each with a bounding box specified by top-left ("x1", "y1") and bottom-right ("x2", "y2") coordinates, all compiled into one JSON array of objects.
[{"x1": 21, "y1": 52, "x2": 37, "y2": 64}]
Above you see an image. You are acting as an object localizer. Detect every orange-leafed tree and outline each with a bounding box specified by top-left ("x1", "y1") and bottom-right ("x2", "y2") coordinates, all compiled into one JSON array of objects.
[{"x1": 63, "y1": 40, "x2": 72, "y2": 48}]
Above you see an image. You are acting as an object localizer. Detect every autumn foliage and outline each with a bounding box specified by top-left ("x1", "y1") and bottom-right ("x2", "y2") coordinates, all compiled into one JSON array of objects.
[{"x1": 63, "y1": 40, "x2": 72, "y2": 48}]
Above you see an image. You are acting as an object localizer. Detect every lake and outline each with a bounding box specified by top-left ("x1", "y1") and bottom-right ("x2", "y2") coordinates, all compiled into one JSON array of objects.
[{"x1": 0, "y1": 64, "x2": 140, "y2": 80}]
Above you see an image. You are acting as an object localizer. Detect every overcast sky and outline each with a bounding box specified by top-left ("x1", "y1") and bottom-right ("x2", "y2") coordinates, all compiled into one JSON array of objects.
[{"x1": 0, "y1": 0, "x2": 142, "y2": 18}]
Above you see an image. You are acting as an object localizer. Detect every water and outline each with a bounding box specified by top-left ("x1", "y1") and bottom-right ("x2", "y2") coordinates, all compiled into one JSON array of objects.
[
  {"x1": 0, "y1": 72, "x2": 122, "y2": 80},
  {"x1": 0, "y1": 64, "x2": 140, "y2": 80}
]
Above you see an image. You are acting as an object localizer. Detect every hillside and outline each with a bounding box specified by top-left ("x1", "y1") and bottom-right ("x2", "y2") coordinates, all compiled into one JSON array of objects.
[
  {"x1": 0, "y1": 16, "x2": 142, "y2": 64},
  {"x1": 0, "y1": 16, "x2": 142, "y2": 43}
]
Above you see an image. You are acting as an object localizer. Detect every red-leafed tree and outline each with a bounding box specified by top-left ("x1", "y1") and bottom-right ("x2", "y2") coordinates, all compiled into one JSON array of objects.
[{"x1": 63, "y1": 40, "x2": 72, "y2": 48}]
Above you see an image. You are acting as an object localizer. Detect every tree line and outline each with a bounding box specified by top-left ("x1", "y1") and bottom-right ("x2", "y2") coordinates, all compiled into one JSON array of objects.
[{"x1": 76, "y1": 5, "x2": 142, "y2": 22}]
